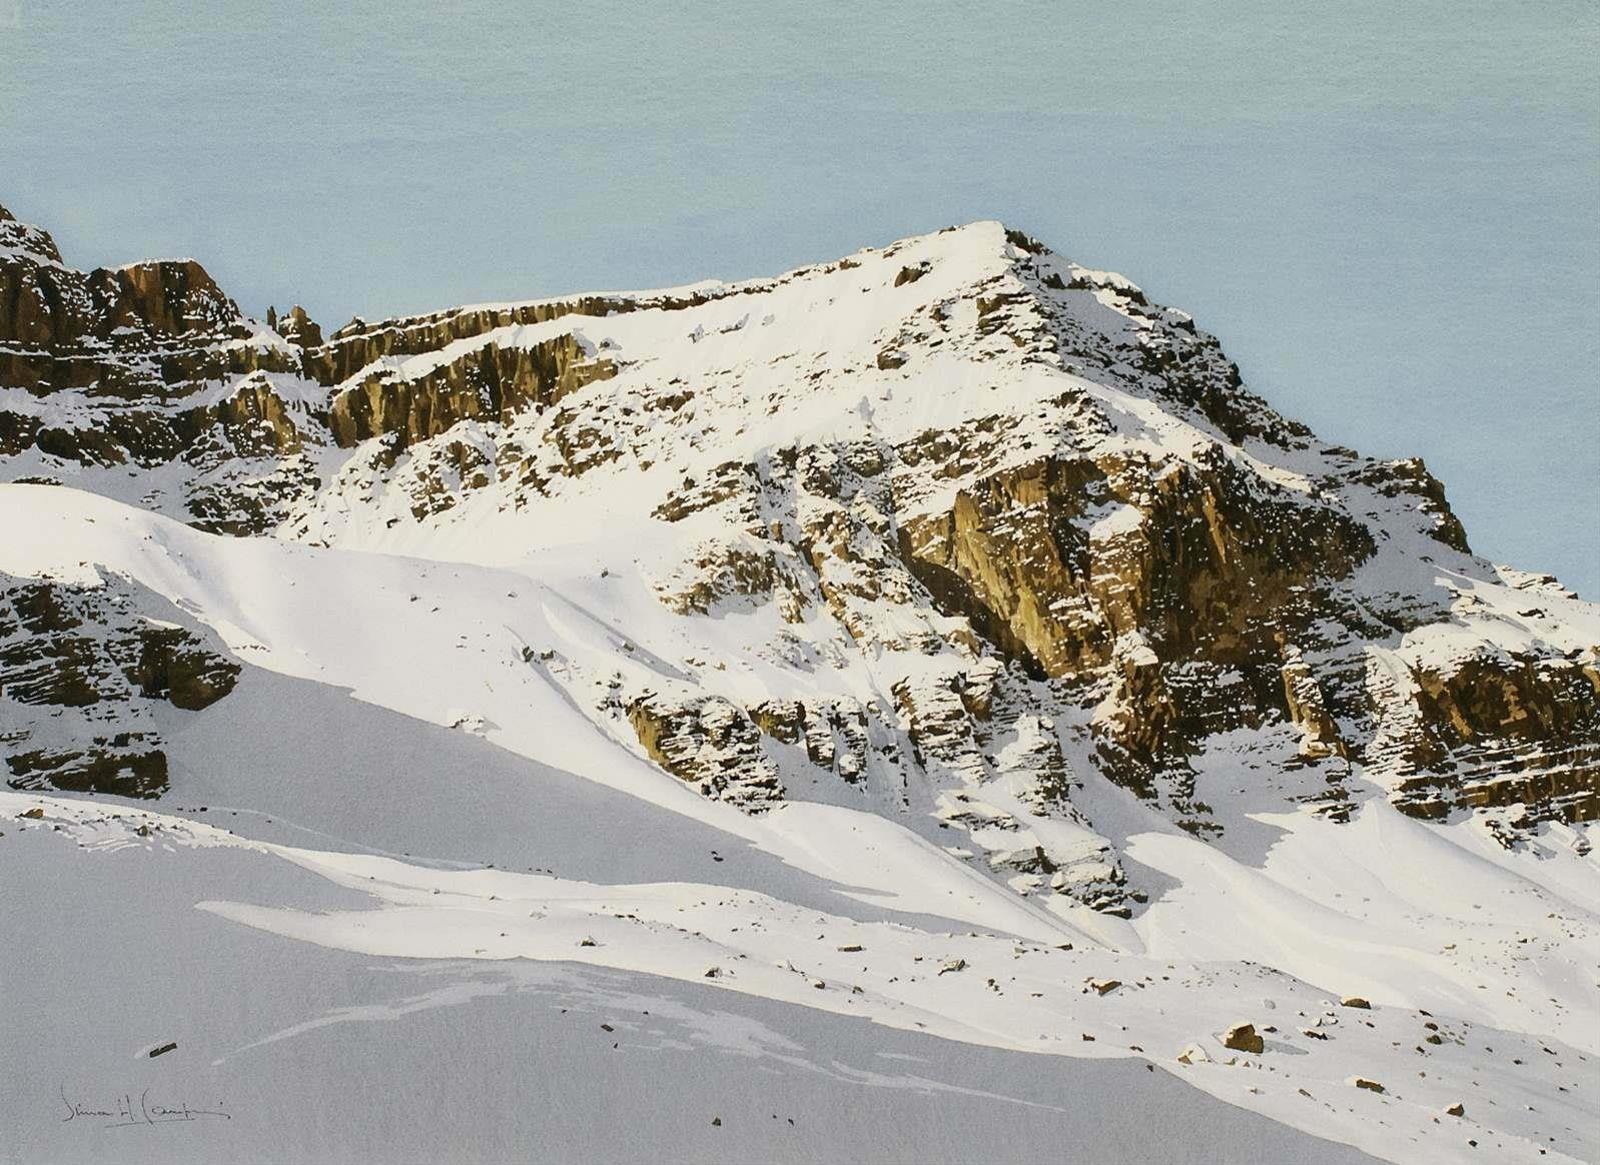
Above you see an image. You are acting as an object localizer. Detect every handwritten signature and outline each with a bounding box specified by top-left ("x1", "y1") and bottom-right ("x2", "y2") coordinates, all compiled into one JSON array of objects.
[{"x1": 60, "y1": 1085, "x2": 231, "y2": 1129}]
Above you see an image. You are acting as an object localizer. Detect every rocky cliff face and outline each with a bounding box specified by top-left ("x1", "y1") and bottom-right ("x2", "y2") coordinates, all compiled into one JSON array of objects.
[
  {"x1": 0, "y1": 571, "x2": 239, "y2": 797},
  {"x1": 2, "y1": 200, "x2": 1593, "y2": 916},
  {"x1": 0, "y1": 202, "x2": 326, "y2": 534}
]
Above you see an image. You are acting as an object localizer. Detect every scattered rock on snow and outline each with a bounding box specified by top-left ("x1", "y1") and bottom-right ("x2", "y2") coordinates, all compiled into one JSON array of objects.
[{"x1": 1222, "y1": 1023, "x2": 1264, "y2": 1054}]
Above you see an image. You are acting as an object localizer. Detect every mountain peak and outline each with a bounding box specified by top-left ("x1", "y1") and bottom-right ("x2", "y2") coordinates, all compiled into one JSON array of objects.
[
  {"x1": 0, "y1": 198, "x2": 1591, "y2": 836},
  {"x1": 0, "y1": 203, "x2": 64, "y2": 267},
  {"x1": 2, "y1": 198, "x2": 1596, "y2": 1164}
]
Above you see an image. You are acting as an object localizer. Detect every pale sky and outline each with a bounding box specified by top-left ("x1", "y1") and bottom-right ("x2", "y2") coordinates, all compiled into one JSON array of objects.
[{"x1": 3, "y1": 1, "x2": 1595, "y2": 592}]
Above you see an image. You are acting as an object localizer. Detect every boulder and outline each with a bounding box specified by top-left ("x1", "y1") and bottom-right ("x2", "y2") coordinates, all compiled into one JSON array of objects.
[{"x1": 1222, "y1": 1023, "x2": 1264, "y2": 1054}]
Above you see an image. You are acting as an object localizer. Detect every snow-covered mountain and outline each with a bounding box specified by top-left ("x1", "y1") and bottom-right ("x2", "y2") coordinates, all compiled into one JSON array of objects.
[{"x1": 2, "y1": 200, "x2": 1595, "y2": 1164}]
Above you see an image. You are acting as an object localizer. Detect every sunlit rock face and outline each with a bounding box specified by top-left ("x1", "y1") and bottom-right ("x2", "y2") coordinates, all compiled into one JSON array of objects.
[{"x1": 2, "y1": 201, "x2": 1594, "y2": 921}]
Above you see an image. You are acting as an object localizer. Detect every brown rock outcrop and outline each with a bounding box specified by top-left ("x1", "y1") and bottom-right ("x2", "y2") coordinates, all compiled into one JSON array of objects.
[
  {"x1": 0, "y1": 207, "x2": 293, "y2": 396},
  {"x1": 1280, "y1": 644, "x2": 1346, "y2": 760},
  {"x1": 327, "y1": 331, "x2": 615, "y2": 450},
  {"x1": 0, "y1": 573, "x2": 239, "y2": 799},
  {"x1": 274, "y1": 304, "x2": 323, "y2": 349},
  {"x1": 627, "y1": 692, "x2": 783, "y2": 811},
  {"x1": 0, "y1": 205, "x2": 315, "y2": 525},
  {"x1": 1378, "y1": 649, "x2": 1600, "y2": 824},
  {"x1": 6, "y1": 743, "x2": 169, "y2": 799},
  {"x1": 1222, "y1": 1023, "x2": 1265, "y2": 1054}
]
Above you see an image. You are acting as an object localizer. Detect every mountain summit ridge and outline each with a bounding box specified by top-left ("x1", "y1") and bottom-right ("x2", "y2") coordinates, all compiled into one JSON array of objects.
[{"x1": 2, "y1": 199, "x2": 1593, "y2": 836}]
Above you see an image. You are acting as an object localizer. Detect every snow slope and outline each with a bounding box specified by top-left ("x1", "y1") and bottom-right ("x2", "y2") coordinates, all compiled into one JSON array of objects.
[
  {"x1": 1, "y1": 807, "x2": 1378, "y2": 1165},
  {"x1": 2, "y1": 484, "x2": 1596, "y2": 1164}
]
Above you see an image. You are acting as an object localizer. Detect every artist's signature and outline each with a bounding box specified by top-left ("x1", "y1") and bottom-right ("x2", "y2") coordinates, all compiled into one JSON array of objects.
[{"x1": 60, "y1": 1085, "x2": 231, "y2": 1129}]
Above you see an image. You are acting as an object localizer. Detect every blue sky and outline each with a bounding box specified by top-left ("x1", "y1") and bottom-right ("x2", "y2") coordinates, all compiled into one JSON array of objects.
[{"x1": 3, "y1": 1, "x2": 1595, "y2": 592}]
